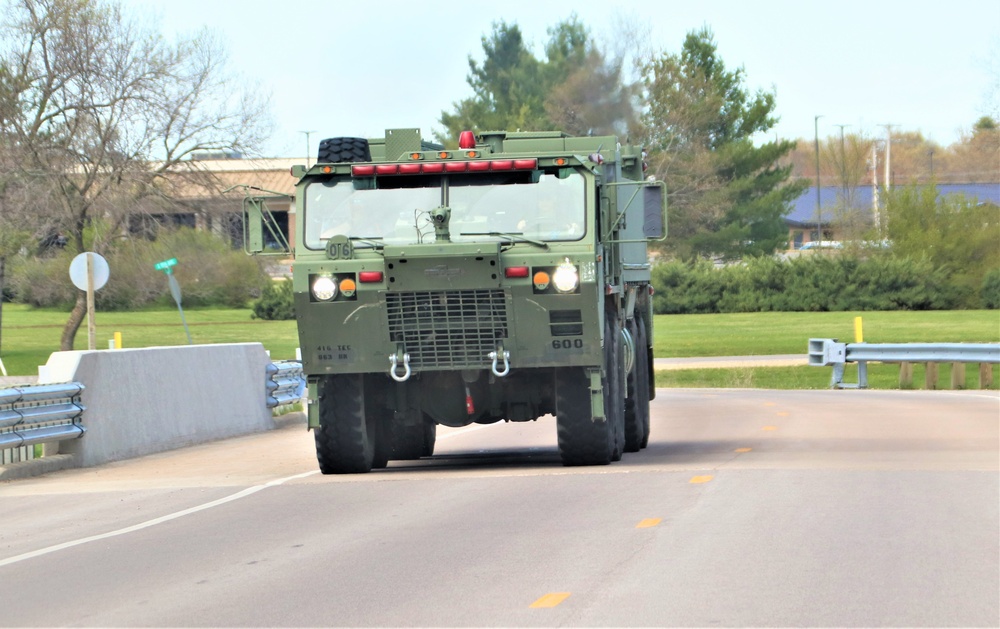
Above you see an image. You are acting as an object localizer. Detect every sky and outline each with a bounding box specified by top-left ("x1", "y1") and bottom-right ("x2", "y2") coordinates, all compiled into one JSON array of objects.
[{"x1": 130, "y1": 0, "x2": 999, "y2": 158}]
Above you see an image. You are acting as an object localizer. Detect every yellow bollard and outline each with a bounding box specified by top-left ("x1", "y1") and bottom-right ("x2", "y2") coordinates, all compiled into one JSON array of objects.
[
  {"x1": 854, "y1": 316, "x2": 864, "y2": 343},
  {"x1": 114, "y1": 331, "x2": 122, "y2": 349}
]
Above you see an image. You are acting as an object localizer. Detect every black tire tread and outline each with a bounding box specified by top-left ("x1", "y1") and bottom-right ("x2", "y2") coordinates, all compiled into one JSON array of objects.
[
  {"x1": 314, "y1": 374, "x2": 373, "y2": 474},
  {"x1": 317, "y1": 137, "x2": 371, "y2": 163},
  {"x1": 555, "y1": 367, "x2": 612, "y2": 466}
]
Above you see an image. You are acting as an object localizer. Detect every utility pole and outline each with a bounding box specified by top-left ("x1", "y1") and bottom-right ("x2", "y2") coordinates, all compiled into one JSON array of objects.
[
  {"x1": 301, "y1": 130, "x2": 316, "y2": 167},
  {"x1": 834, "y1": 124, "x2": 850, "y2": 208},
  {"x1": 870, "y1": 141, "x2": 881, "y2": 237},
  {"x1": 814, "y1": 115, "x2": 824, "y2": 244},
  {"x1": 880, "y1": 124, "x2": 894, "y2": 191}
]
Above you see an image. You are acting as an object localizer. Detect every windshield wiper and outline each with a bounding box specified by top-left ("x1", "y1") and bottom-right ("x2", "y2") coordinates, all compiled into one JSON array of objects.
[
  {"x1": 349, "y1": 236, "x2": 385, "y2": 252},
  {"x1": 460, "y1": 231, "x2": 549, "y2": 249}
]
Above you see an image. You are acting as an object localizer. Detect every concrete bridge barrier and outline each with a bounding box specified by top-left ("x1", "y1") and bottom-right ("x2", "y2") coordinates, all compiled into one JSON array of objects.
[{"x1": 40, "y1": 343, "x2": 275, "y2": 468}]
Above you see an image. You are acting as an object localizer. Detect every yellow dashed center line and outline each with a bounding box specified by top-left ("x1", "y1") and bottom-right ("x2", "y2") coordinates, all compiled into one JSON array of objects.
[
  {"x1": 530, "y1": 592, "x2": 571, "y2": 608},
  {"x1": 636, "y1": 518, "x2": 662, "y2": 528},
  {"x1": 763, "y1": 402, "x2": 776, "y2": 406},
  {"x1": 734, "y1": 447, "x2": 752, "y2": 453},
  {"x1": 777, "y1": 411, "x2": 790, "y2": 417},
  {"x1": 690, "y1": 475, "x2": 714, "y2": 483},
  {"x1": 762, "y1": 426, "x2": 778, "y2": 431}
]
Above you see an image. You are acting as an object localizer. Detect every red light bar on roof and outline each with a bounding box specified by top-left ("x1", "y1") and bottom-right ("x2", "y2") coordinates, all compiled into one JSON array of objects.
[{"x1": 350, "y1": 158, "x2": 538, "y2": 177}]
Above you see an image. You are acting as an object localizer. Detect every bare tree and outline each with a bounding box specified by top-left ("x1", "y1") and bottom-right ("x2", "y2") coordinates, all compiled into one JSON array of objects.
[{"x1": 0, "y1": 0, "x2": 271, "y2": 350}]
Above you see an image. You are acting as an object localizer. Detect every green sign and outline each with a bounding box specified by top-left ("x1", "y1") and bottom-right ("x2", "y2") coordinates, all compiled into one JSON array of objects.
[{"x1": 154, "y1": 258, "x2": 178, "y2": 273}]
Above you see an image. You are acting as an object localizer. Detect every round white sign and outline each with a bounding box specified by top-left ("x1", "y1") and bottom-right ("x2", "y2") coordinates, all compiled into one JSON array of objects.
[{"x1": 69, "y1": 252, "x2": 110, "y2": 291}]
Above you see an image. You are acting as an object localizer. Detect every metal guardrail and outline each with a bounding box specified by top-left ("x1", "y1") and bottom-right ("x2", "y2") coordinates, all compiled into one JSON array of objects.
[
  {"x1": 266, "y1": 361, "x2": 305, "y2": 408},
  {"x1": 809, "y1": 339, "x2": 1000, "y2": 389},
  {"x1": 0, "y1": 383, "x2": 86, "y2": 462}
]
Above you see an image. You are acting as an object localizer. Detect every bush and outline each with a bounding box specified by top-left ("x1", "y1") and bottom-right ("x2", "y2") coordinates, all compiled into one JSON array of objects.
[
  {"x1": 982, "y1": 268, "x2": 1000, "y2": 309},
  {"x1": 651, "y1": 254, "x2": 958, "y2": 314},
  {"x1": 7, "y1": 227, "x2": 270, "y2": 310},
  {"x1": 251, "y1": 278, "x2": 295, "y2": 320}
]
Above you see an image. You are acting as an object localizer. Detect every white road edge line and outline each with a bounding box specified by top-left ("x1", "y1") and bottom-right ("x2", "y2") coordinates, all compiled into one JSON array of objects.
[
  {"x1": 0, "y1": 469, "x2": 318, "y2": 568},
  {"x1": 1, "y1": 423, "x2": 494, "y2": 568}
]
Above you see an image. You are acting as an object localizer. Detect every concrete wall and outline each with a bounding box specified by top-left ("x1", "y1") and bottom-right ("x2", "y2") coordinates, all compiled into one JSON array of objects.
[{"x1": 41, "y1": 343, "x2": 275, "y2": 467}]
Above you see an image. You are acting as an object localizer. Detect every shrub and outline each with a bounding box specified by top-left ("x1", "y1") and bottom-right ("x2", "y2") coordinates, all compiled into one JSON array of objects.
[
  {"x1": 651, "y1": 254, "x2": 959, "y2": 314},
  {"x1": 6, "y1": 227, "x2": 270, "y2": 310},
  {"x1": 251, "y1": 278, "x2": 295, "y2": 320},
  {"x1": 982, "y1": 268, "x2": 1000, "y2": 309}
]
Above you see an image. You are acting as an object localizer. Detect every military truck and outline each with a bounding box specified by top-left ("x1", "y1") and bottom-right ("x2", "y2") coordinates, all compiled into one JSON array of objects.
[{"x1": 243, "y1": 128, "x2": 666, "y2": 473}]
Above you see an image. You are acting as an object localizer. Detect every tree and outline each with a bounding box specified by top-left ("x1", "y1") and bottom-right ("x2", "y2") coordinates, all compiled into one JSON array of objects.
[
  {"x1": 637, "y1": 27, "x2": 806, "y2": 260},
  {"x1": 437, "y1": 16, "x2": 637, "y2": 143},
  {"x1": 0, "y1": 0, "x2": 271, "y2": 350},
  {"x1": 884, "y1": 182, "x2": 1000, "y2": 307}
]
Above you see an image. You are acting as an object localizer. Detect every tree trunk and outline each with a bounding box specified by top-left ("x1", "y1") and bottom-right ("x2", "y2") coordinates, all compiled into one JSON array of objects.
[{"x1": 60, "y1": 292, "x2": 87, "y2": 351}]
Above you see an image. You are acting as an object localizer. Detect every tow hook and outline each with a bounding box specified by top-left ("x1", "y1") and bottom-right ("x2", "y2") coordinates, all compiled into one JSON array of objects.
[
  {"x1": 488, "y1": 344, "x2": 511, "y2": 377},
  {"x1": 389, "y1": 351, "x2": 411, "y2": 382}
]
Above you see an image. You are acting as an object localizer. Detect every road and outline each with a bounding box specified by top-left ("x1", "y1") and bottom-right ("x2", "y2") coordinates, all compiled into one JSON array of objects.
[{"x1": 1, "y1": 388, "x2": 997, "y2": 627}]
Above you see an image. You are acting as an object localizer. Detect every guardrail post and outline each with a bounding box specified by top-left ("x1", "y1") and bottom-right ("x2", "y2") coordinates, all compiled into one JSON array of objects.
[
  {"x1": 925, "y1": 363, "x2": 939, "y2": 390},
  {"x1": 899, "y1": 362, "x2": 913, "y2": 388},
  {"x1": 950, "y1": 363, "x2": 966, "y2": 390},
  {"x1": 980, "y1": 363, "x2": 994, "y2": 389}
]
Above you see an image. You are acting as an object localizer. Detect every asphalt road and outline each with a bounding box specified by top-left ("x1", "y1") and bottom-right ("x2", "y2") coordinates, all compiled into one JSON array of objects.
[{"x1": 1, "y1": 388, "x2": 997, "y2": 627}]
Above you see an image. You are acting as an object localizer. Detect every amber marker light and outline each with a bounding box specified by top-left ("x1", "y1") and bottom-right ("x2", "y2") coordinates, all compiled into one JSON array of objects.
[
  {"x1": 339, "y1": 278, "x2": 357, "y2": 297},
  {"x1": 533, "y1": 271, "x2": 551, "y2": 290}
]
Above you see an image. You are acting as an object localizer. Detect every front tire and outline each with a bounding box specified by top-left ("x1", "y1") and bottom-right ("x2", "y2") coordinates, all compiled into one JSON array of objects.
[
  {"x1": 314, "y1": 374, "x2": 377, "y2": 474},
  {"x1": 555, "y1": 367, "x2": 613, "y2": 466}
]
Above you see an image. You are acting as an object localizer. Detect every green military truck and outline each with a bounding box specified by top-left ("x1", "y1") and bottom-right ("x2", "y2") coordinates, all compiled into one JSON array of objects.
[{"x1": 244, "y1": 128, "x2": 666, "y2": 473}]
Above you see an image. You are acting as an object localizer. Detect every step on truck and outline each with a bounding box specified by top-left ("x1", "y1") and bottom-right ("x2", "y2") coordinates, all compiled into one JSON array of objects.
[{"x1": 243, "y1": 128, "x2": 666, "y2": 473}]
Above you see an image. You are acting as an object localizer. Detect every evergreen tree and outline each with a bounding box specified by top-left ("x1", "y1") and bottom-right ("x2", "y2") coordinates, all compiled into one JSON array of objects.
[{"x1": 639, "y1": 27, "x2": 806, "y2": 260}]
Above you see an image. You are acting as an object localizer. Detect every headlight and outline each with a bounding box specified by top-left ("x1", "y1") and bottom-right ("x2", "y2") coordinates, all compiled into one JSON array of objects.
[
  {"x1": 552, "y1": 263, "x2": 579, "y2": 293},
  {"x1": 311, "y1": 275, "x2": 337, "y2": 301}
]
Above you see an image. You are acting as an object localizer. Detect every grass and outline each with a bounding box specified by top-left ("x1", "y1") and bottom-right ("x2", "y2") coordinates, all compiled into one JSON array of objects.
[
  {"x1": 0, "y1": 304, "x2": 299, "y2": 376},
  {"x1": 655, "y1": 363, "x2": 998, "y2": 390},
  {"x1": 654, "y1": 310, "x2": 1000, "y2": 357},
  {"x1": 1, "y1": 304, "x2": 997, "y2": 390}
]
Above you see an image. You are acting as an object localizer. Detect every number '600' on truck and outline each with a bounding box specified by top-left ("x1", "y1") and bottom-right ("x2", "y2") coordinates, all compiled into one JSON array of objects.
[{"x1": 243, "y1": 128, "x2": 667, "y2": 473}]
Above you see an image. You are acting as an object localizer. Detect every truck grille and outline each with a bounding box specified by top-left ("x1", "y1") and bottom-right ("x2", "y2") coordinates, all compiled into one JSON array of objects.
[{"x1": 385, "y1": 290, "x2": 509, "y2": 368}]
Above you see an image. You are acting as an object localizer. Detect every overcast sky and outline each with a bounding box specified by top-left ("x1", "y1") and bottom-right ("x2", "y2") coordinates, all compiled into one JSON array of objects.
[{"x1": 130, "y1": 0, "x2": 999, "y2": 158}]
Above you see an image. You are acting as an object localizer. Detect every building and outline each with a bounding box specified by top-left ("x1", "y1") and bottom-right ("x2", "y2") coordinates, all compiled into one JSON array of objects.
[{"x1": 784, "y1": 183, "x2": 1000, "y2": 251}]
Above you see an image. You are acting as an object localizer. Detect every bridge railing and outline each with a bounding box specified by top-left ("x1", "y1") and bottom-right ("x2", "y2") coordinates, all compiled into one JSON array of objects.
[
  {"x1": 0, "y1": 383, "x2": 85, "y2": 464},
  {"x1": 809, "y1": 339, "x2": 1000, "y2": 389}
]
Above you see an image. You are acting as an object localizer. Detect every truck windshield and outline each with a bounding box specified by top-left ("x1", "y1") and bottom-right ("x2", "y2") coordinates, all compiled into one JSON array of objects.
[{"x1": 303, "y1": 170, "x2": 586, "y2": 249}]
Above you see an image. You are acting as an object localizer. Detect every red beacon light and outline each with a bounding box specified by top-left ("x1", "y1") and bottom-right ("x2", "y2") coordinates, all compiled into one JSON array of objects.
[{"x1": 458, "y1": 131, "x2": 476, "y2": 149}]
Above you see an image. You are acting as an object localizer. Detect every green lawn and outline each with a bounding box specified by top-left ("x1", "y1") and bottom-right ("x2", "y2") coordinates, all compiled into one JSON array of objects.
[
  {"x1": 654, "y1": 310, "x2": 1000, "y2": 357},
  {"x1": 0, "y1": 304, "x2": 298, "y2": 376},
  {"x1": 1, "y1": 305, "x2": 997, "y2": 390}
]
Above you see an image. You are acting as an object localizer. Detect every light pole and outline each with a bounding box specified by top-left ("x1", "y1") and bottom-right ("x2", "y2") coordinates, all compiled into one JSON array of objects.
[
  {"x1": 814, "y1": 115, "x2": 823, "y2": 244},
  {"x1": 301, "y1": 130, "x2": 316, "y2": 167},
  {"x1": 834, "y1": 124, "x2": 850, "y2": 208}
]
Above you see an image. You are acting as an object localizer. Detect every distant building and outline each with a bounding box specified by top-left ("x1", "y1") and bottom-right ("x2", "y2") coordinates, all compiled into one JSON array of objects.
[{"x1": 784, "y1": 183, "x2": 1000, "y2": 251}]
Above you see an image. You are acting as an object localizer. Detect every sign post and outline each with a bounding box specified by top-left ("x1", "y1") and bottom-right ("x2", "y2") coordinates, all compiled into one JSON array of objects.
[
  {"x1": 155, "y1": 258, "x2": 192, "y2": 345},
  {"x1": 69, "y1": 252, "x2": 110, "y2": 350}
]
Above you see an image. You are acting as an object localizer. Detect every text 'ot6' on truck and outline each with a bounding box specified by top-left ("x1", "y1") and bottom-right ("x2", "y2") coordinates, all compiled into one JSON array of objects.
[{"x1": 243, "y1": 128, "x2": 667, "y2": 473}]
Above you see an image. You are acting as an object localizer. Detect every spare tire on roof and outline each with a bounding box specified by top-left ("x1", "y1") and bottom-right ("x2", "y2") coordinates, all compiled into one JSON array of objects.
[{"x1": 317, "y1": 137, "x2": 371, "y2": 163}]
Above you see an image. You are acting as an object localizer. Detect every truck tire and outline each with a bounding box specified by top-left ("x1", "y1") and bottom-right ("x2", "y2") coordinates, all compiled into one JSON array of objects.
[
  {"x1": 388, "y1": 419, "x2": 425, "y2": 460},
  {"x1": 625, "y1": 318, "x2": 651, "y2": 451},
  {"x1": 422, "y1": 419, "x2": 436, "y2": 457},
  {"x1": 317, "y1": 137, "x2": 371, "y2": 163},
  {"x1": 555, "y1": 367, "x2": 613, "y2": 466},
  {"x1": 608, "y1": 314, "x2": 625, "y2": 462},
  {"x1": 314, "y1": 374, "x2": 377, "y2": 474}
]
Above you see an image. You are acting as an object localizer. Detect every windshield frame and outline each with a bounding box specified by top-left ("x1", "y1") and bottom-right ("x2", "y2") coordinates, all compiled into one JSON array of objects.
[{"x1": 300, "y1": 168, "x2": 589, "y2": 250}]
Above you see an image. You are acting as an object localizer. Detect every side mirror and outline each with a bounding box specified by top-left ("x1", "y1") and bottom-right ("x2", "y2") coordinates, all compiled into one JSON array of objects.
[
  {"x1": 243, "y1": 196, "x2": 291, "y2": 255},
  {"x1": 642, "y1": 183, "x2": 667, "y2": 240}
]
